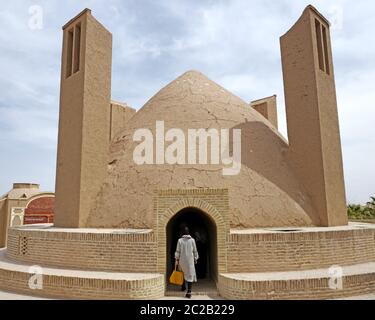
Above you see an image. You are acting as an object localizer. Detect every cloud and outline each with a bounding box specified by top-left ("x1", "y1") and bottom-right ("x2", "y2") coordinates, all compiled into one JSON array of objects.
[{"x1": 0, "y1": 0, "x2": 374, "y2": 204}]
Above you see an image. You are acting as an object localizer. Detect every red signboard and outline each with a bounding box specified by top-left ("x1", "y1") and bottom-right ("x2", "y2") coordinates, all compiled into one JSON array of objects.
[{"x1": 24, "y1": 197, "x2": 54, "y2": 225}]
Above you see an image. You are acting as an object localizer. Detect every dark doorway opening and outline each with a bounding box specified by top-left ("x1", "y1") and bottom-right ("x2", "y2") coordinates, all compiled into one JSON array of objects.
[{"x1": 166, "y1": 207, "x2": 218, "y2": 286}]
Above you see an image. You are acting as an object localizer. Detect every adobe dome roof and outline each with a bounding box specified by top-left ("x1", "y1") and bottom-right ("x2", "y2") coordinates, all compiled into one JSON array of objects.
[
  {"x1": 109, "y1": 70, "x2": 283, "y2": 158},
  {"x1": 88, "y1": 71, "x2": 317, "y2": 229}
]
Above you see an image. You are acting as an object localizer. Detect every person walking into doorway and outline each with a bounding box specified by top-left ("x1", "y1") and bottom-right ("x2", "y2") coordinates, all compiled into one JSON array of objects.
[{"x1": 175, "y1": 226, "x2": 199, "y2": 298}]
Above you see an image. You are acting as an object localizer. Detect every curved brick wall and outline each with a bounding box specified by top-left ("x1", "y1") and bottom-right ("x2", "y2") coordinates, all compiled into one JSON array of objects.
[
  {"x1": 4, "y1": 223, "x2": 375, "y2": 299},
  {"x1": 6, "y1": 226, "x2": 158, "y2": 272},
  {"x1": 0, "y1": 250, "x2": 164, "y2": 300},
  {"x1": 7, "y1": 224, "x2": 375, "y2": 276},
  {"x1": 218, "y1": 271, "x2": 375, "y2": 300},
  {"x1": 227, "y1": 225, "x2": 375, "y2": 272}
]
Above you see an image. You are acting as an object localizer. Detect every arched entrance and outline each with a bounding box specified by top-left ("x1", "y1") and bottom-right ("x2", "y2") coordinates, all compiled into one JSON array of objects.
[
  {"x1": 166, "y1": 207, "x2": 218, "y2": 285},
  {"x1": 11, "y1": 215, "x2": 22, "y2": 227}
]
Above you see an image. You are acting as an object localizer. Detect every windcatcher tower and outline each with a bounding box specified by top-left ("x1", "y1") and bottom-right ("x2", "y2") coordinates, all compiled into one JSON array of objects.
[
  {"x1": 281, "y1": 5, "x2": 347, "y2": 226},
  {"x1": 54, "y1": 9, "x2": 112, "y2": 227}
]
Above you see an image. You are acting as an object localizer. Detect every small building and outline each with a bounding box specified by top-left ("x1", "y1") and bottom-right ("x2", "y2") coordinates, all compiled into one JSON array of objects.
[{"x1": 0, "y1": 183, "x2": 54, "y2": 247}]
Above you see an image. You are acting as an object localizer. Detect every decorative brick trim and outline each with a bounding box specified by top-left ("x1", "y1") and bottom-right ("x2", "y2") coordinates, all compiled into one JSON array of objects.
[{"x1": 155, "y1": 189, "x2": 229, "y2": 196}]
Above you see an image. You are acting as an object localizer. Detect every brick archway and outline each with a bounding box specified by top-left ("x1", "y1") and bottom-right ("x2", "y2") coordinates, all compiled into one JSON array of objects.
[{"x1": 155, "y1": 189, "x2": 229, "y2": 278}]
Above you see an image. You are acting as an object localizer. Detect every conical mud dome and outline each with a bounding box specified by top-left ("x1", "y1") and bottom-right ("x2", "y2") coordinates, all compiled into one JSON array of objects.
[
  {"x1": 87, "y1": 70, "x2": 317, "y2": 229},
  {"x1": 109, "y1": 70, "x2": 275, "y2": 157}
]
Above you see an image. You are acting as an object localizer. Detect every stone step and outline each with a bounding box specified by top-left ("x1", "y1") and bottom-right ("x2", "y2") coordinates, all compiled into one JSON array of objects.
[
  {"x1": 166, "y1": 278, "x2": 219, "y2": 297},
  {"x1": 0, "y1": 249, "x2": 164, "y2": 299},
  {"x1": 165, "y1": 287, "x2": 219, "y2": 297},
  {"x1": 219, "y1": 261, "x2": 375, "y2": 299},
  {"x1": 165, "y1": 291, "x2": 220, "y2": 297}
]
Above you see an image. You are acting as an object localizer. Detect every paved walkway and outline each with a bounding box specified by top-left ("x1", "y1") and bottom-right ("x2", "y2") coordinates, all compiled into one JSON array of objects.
[
  {"x1": 1, "y1": 289, "x2": 375, "y2": 300},
  {"x1": 0, "y1": 290, "x2": 49, "y2": 300},
  {"x1": 160, "y1": 295, "x2": 222, "y2": 300},
  {"x1": 166, "y1": 278, "x2": 219, "y2": 297},
  {"x1": 0, "y1": 289, "x2": 219, "y2": 300}
]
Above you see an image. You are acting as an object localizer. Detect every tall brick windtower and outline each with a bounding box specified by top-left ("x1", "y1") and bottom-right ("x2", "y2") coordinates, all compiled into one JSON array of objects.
[
  {"x1": 54, "y1": 9, "x2": 112, "y2": 227},
  {"x1": 280, "y1": 5, "x2": 347, "y2": 226}
]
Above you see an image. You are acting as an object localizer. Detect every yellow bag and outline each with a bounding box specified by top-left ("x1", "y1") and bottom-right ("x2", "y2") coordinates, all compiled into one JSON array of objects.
[{"x1": 169, "y1": 265, "x2": 184, "y2": 286}]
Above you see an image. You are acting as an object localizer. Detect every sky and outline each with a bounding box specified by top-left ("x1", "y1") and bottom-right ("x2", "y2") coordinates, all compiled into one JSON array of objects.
[{"x1": 0, "y1": 0, "x2": 374, "y2": 204}]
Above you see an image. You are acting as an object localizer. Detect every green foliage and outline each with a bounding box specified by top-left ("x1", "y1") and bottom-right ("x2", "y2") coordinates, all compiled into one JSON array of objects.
[{"x1": 347, "y1": 196, "x2": 375, "y2": 220}]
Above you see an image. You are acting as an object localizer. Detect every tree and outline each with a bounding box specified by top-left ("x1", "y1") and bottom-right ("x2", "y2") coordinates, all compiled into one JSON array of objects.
[
  {"x1": 347, "y1": 196, "x2": 375, "y2": 220},
  {"x1": 347, "y1": 204, "x2": 364, "y2": 219},
  {"x1": 366, "y1": 197, "x2": 375, "y2": 210}
]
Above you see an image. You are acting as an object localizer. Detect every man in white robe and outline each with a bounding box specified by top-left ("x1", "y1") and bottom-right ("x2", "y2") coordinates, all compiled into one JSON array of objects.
[{"x1": 175, "y1": 227, "x2": 199, "y2": 298}]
